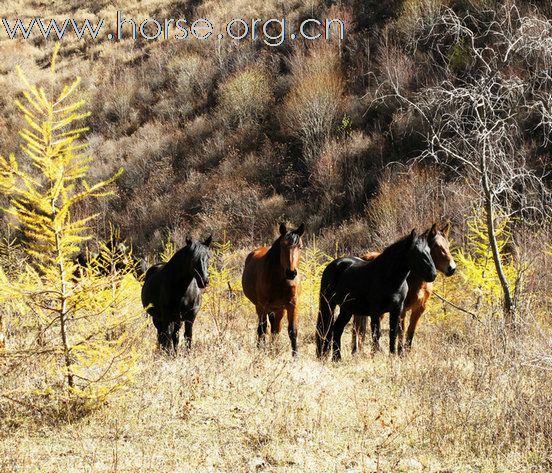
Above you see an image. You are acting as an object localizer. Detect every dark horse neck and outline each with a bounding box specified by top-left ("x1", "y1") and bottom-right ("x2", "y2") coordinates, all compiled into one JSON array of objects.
[
  {"x1": 407, "y1": 272, "x2": 425, "y2": 291},
  {"x1": 369, "y1": 236, "x2": 412, "y2": 287},
  {"x1": 164, "y1": 246, "x2": 194, "y2": 287}
]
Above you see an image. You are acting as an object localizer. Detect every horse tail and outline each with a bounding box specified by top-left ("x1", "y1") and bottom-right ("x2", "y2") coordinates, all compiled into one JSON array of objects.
[
  {"x1": 351, "y1": 315, "x2": 367, "y2": 355},
  {"x1": 316, "y1": 260, "x2": 342, "y2": 358}
]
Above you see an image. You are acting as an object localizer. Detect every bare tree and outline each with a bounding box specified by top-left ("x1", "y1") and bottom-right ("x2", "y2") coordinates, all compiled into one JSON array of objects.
[{"x1": 374, "y1": 4, "x2": 552, "y2": 325}]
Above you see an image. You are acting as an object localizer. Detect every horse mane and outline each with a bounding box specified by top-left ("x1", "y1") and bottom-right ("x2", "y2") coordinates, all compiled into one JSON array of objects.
[
  {"x1": 373, "y1": 233, "x2": 415, "y2": 266},
  {"x1": 164, "y1": 242, "x2": 202, "y2": 271},
  {"x1": 424, "y1": 227, "x2": 438, "y2": 247},
  {"x1": 265, "y1": 232, "x2": 301, "y2": 265},
  {"x1": 265, "y1": 236, "x2": 283, "y2": 265}
]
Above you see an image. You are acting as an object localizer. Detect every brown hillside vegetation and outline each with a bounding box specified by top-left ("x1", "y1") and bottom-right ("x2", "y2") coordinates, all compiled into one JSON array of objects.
[
  {"x1": 0, "y1": 0, "x2": 552, "y2": 471},
  {"x1": 0, "y1": 0, "x2": 550, "y2": 252}
]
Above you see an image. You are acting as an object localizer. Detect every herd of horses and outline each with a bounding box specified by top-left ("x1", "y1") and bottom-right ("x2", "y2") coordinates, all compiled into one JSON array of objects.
[{"x1": 135, "y1": 222, "x2": 456, "y2": 359}]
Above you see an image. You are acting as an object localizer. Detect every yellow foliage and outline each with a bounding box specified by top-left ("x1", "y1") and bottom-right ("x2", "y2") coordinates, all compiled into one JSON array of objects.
[
  {"x1": 455, "y1": 209, "x2": 519, "y2": 316},
  {"x1": 297, "y1": 238, "x2": 334, "y2": 320},
  {"x1": 0, "y1": 44, "x2": 139, "y2": 410},
  {"x1": 160, "y1": 233, "x2": 176, "y2": 263}
]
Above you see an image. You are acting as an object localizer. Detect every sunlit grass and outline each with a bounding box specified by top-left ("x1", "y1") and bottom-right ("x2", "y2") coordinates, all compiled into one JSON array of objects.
[{"x1": 1, "y1": 242, "x2": 551, "y2": 471}]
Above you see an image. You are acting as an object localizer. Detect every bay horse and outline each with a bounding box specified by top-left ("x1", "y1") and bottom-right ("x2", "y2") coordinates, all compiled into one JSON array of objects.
[
  {"x1": 316, "y1": 229, "x2": 436, "y2": 361},
  {"x1": 351, "y1": 223, "x2": 456, "y2": 355},
  {"x1": 141, "y1": 236, "x2": 212, "y2": 353},
  {"x1": 242, "y1": 223, "x2": 305, "y2": 356}
]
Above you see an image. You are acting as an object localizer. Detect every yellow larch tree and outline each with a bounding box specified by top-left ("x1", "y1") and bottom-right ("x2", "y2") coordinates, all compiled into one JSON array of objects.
[{"x1": 0, "y1": 44, "x2": 142, "y2": 410}]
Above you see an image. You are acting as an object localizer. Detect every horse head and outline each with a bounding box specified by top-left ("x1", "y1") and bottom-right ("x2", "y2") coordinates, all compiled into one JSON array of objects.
[
  {"x1": 407, "y1": 229, "x2": 437, "y2": 283},
  {"x1": 426, "y1": 223, "x2": 456, "y2": 277},
  {"x1": 186, "y1": 235, "x2": 212, "y2": 289},
  {"x1": 278, "y1": 222, "x2": 305, "y2": 280}
]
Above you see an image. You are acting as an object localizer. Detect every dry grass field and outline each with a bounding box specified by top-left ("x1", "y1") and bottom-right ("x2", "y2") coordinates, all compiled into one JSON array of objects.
[
  {"x1": 1, "y1": 246, "x2": 551, "y2": 472},
  {"x1": 1, "y1": 0, "x2": 551, "y2": 471}
]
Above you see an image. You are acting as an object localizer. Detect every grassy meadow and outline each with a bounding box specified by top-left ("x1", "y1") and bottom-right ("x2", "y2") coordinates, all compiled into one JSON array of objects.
[
  {"x1": 1, "y1": 0, "x2": 552, "y2": 471},
  {"x1": 1, "y1": 242, "x2": 552, "y2": 472}
]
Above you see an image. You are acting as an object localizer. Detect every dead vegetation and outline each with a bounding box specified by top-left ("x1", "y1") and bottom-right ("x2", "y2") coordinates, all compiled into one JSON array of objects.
[{"x1": 1, "y1": 0, "x2": 552, "y2": 471}]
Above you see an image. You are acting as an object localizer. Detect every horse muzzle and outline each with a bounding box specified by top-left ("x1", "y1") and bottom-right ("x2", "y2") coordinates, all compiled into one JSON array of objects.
[{"x1": 285, "y1": 269, "x2": 298, "y2": 280}]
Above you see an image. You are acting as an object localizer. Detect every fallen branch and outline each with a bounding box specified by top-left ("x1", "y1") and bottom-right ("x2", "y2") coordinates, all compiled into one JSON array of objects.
[{"x1": 433, "y1": 292, "x2": 482, "y2": 323}]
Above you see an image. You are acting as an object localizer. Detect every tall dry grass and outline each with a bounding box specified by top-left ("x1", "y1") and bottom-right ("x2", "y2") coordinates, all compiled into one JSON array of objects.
[{"x1": 1, "y1": 242, "x2": 551, "y2": 472}]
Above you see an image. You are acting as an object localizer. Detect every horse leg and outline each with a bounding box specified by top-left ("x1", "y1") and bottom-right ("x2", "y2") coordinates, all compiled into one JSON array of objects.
[
  {"x1": 171, "y1": 321, "x2": 182, "y2": 354},
  {"x1": 406, "y1": 304, "x2": 425, "y2": 350},
  {"x1": 153, "y1": 318, "x2": 172, "y2": 353},
  {"x1": 389, "y1": 304, "x2": 404, "y2": 355},
  {"x1": 351, "y1": 315, "x2": 359, "y2": 355},
  {"x1": 256, "y1": 306, "x2": 268, "y2": 349},
  {"x1": 332, "y1": 309, "x2": 353, "y2": 361},
  {"x1": 270, "y1": 309, "x2": 285, "y2": 343},
  {"x1": 397, "y1": 310, "x2": 408, "y2": 356},
  {"x1": 351, "y1": 315, "x2": 367, "y2": 355},
  {"x1": 370, "y1": 315, "x2": 381, "y2": 353},
  {"x1": 270, "y1": 310, "x2": 284, "y2": 335},
  {"x1": 183, "y1": 319, "x2": 194, "y2": 350},
  {"x1": 359, "y1": 316, "x2": 367, "y2": 351},
  {"x1": 286, "y1": 303, "x2": 299, "y2": 356}
]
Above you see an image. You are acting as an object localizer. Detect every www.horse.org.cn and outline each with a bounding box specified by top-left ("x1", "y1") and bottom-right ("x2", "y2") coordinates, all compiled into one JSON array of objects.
[{"x1": 1, "y1": 12, "x2": 345, "y2": 46}]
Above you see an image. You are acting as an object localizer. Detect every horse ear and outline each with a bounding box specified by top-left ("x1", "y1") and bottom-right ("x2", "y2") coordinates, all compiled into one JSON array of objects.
[
  {"x1": 203, "y1": 235, "x2": 213, "y2": 247},
  {"x1": 186, "y1": 236, "x2": 192, "y2": 246},
  {"x1": 429, "y1": 223, "x2": 438, "y2": 240},
  {"x1": 441, "y1": 222, "x2": 451, "y2": 238},
  {"x1": 279, "y1": 222, "x2": 287, "y2": 236},
  {"x1": 295, "y1": 223, "x2": 305, "y2": 236},
  {"x1": 410, "y1": 228, "x2": 417, "y2": 242}
]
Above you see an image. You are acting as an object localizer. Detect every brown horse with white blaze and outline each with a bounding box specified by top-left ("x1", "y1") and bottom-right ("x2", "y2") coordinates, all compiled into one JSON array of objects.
[
  {"x1": 242, "y1": 223, "x2": 305, "y2": 356},
  {"x1": 352, "y1": 223, "x2": 456, "y2": 355}
]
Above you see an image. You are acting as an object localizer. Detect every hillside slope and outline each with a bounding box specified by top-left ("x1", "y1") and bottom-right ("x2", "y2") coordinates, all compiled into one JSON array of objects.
[{"x1": 0, "y1": 0, "x2": 550, "y2": 254}]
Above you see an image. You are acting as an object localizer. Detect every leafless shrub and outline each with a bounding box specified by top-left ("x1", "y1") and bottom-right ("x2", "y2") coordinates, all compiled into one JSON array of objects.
[
  {"x1": 311, "y1": 131, "x2": 387, "y2": 225},
  {"x1": 217, "y1": 147, "x2": 284, "y2": 188},
  {"x1": 283, "y1": 44, "x2": 345, "y2": 166},
  {"x1": 169, "y1": 52, "x2": 216, "y2": 119},
  {"x1": 365, "y1": 165, "x2": 473, "y2": 248},
  {"x1": 99, "y1": 75, "x2": 140, "y2": 130},
  {"x1": 218, "y1": 66, "x2": 274, "y2": 128},
  {"x1": 196, "y1": 179, "x2": 262, "y2": 239},
  {"x1": 183, "y1": 114, "x2": 214, "y2": 145},
  {"x1": 376, "y1": 34, "x2": 420, "y2": 95}
]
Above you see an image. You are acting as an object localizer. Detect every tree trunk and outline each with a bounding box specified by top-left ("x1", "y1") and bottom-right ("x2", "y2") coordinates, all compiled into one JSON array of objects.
[
  {"x1": 481, "y1": 159, "x2": 515, "y2": 326},
  {"x1": 56, "y1": 229, "x2": 74, "y2": 389}
]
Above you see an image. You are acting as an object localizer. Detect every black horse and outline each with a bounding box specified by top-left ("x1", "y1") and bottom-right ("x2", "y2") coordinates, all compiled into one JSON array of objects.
[
  {"x1": 141, "y1": 236, "x2": 212, "y2": 353},
  {"x1": 316, "y1": 229, "x2": 437, "y2": 360},
  {"x1": 74, "y1": 239, "x2": 147, "y2": 281}
]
